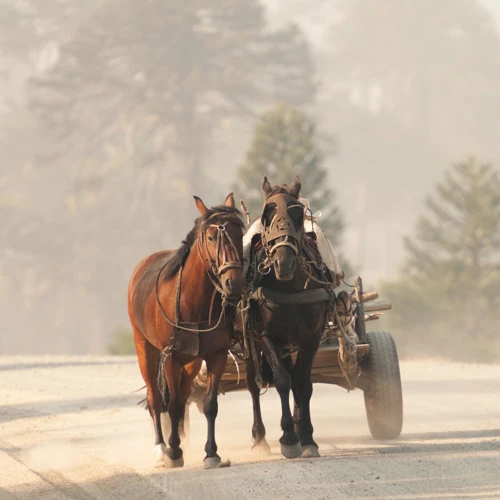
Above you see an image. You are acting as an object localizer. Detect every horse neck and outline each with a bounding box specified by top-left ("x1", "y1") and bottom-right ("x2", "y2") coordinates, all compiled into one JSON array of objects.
[{"x1": 180, "y1": 241, "x2": 222, "y2": 321}]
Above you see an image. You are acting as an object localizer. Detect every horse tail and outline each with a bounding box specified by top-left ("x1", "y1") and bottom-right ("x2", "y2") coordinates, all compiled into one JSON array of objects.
[{"x1": 137, "y1": 396, "x2": 148, "y2": 410}]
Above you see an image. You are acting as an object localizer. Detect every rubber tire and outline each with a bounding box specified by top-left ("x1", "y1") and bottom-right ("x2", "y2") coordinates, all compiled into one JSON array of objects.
[{"x1": 362, "y1": 331, "x2": 403, "y2": 439}]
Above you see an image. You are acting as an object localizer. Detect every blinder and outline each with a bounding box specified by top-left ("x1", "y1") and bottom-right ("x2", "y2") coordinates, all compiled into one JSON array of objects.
[{"x1": 261, "y1": 193, "x2": 304, "y2": 255}]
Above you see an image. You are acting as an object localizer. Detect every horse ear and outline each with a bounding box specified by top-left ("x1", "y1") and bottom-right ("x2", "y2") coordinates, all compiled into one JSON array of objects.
[
  {"x1": 193, "y1": 196, "x2": 209, "y2": 215},
  {"x1": 262, "y1": 176, "x2": 272, "y2": 197},
  {"x1": 291, "y1": 175, "x2": 302, "y2": 197},
  {"x1": 224, "y1": 192, "x2": 235, "y2": 208}
]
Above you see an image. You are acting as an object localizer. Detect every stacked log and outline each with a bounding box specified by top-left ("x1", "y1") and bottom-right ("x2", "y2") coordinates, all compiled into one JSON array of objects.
[
  {"x1": 353, "y1": 291, "x2": 379, "y2": 303},
  {"x1": 362, "y1": 300, "x2": 392, "y2": 323},
  {"x1": 364, "y1": 300, "x2": 392, "y2": 312},
  {"x1": 365, "y1": 313, "x2": 383, "y2": 322}
]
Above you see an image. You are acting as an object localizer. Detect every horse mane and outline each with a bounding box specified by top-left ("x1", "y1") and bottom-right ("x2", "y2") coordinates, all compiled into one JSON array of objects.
[{"x1": 162, "y1": 205, "x2": 244, "y2": 282}]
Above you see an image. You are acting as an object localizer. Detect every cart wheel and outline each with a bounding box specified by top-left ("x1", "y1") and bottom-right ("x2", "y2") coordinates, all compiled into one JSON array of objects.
[{"x1": 362, "y1": 331, "x2": 403, "y2": 439}]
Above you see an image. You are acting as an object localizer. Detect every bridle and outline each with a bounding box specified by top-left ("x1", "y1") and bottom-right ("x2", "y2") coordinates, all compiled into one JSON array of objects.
[
  {"x1": 197, "y1": 218, "x2": 243, "y2": 295},
  {"x1": 259, "y1": 194, "x2": 305, "y2": 273},
  {"x1": 155, "y1": 214, "x2": 243, "y2": 333}
]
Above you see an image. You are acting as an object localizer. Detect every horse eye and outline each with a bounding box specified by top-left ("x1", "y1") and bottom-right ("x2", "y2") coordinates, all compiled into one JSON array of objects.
[{"x1": 208, "y1": 236, "x2": 214, "y2": 242}]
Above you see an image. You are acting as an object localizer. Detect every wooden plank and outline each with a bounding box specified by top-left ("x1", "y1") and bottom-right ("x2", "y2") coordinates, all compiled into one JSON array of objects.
[{"x1": 218, "y1": 344, "x2": 370, "y2": 391}]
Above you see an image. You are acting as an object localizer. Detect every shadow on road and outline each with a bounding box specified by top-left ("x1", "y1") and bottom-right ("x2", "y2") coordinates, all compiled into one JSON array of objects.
[
  {"x1": 0, "y1": 358, "x2": 136, "y2": 372},
  {"x1": 322, "y1": 428, "x2": 500, "y2": 445},
  {"x1": 0, "y1": 392, "x2": 144, "y2": 423}
]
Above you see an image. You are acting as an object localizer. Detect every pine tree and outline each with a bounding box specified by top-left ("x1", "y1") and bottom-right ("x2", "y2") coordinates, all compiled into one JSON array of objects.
[
  {"x1": 30, "y1": 0, "x2": 315, "y2": 193},
  {"x1": 404, "y1": 157, "x2": 500, "y2": 293},
  {"x1": 234, "y1": 104, "x2": 344, "y2": 245},
  {"x1": 11, "y1": 0, "x2": 316, "y2": 352},
  {"x1": 382, "y1": 156, "x2": 500, "y2": 361}
]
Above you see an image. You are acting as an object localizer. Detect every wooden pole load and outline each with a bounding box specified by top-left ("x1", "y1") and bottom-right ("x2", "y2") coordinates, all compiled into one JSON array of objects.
[
  {"x1": 354, "y1": 291, "x2": 379, "y2": 303},
  {"x1": 364, "y1": 300, "x2": 392, "y2": 312}
]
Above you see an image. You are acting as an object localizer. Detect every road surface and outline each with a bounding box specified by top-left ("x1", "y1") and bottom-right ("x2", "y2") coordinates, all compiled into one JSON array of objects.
[{"x1": 1, "y1": 356, "x2": 499, "y2": 499}]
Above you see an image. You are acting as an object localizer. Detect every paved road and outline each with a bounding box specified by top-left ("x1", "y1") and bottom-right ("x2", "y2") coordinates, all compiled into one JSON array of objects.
[{"x1": 1, "y1": 356, "x2": 499, "y2": 499}]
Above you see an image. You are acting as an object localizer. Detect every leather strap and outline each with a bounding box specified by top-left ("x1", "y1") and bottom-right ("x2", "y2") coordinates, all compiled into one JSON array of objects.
[{"x1": 251, "y1": 286, "x2": 331, "y2": 306}]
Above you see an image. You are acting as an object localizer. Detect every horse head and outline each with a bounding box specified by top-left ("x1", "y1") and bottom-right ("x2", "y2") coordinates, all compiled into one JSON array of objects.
[
  {"x1": 260, "y1": 176, "x2": 304, "y2": 281},
  {"x1": 194, "y1": 193, "x2": 245, "y2": 299}
]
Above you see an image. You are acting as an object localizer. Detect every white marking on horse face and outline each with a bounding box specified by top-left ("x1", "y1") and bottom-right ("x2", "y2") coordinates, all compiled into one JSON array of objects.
[{"x1": 154, "y1": 443, "x2": 167, "y2": 468}]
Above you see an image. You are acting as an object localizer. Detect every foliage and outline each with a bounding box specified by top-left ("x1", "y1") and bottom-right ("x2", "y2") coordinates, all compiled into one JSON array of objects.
[
  {"x1": 30, "y1": 0, "x2": 316, "y2": 191},
  {"x1": 233, "y1": 103, "x2": 344, "y2": 245},
  {"x1": 0, "y1": 0, "x2": 317, "y2": 353},
  {"x1": 382, "y1": 157, "x2": 500, "y2": 361}
]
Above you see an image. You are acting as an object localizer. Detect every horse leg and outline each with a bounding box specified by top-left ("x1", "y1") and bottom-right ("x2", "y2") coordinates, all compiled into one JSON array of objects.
[
  {"x1": 133, "y1": 328, "x2": 166, "y2": 467},
  {"x1": 246, "y1": 354, "x2": 270, "y2": 456},
  {"x1": 292, "y1": 344, "x2": 320, "y2": 458},
  {"x1": 164, "y1": 355, "x2": 185, "y2": 468},
  {"x1": 290, "y1": 352, "x2": 302, "y2": 441},
  {"x1": 179, "y1": 359, "x2": 203, "y2": 447},
  {"x1": 203, "y1": 350, "x2": 227, "y2": 469},
  {"x1": 261, "y1": 333, "x2": 301, "y2": 459}
]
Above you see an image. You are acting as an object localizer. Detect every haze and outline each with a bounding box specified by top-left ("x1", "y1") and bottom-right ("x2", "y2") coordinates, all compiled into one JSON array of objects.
[{"x1": 1, "y1": 0, "x2": 499, "y2": 354}]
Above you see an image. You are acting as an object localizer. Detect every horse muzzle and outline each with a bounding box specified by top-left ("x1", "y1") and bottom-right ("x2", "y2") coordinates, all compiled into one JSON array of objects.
[
  {"x1": 221, "y1": 273, "x2": 244, "y2": 299},
  {"x1": 273, "y1": 253, "x2": 297, "y2": 281}
]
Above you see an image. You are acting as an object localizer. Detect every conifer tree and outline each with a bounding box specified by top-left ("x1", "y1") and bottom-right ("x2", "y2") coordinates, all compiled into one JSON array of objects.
[
  {"x1": 234, "y1": 104, "x2": 344, "y2": 245},
  {"x1": 383, "y1": 156, "x2": 500, "y2": 361},
  {"x1": 405, "y1": 156, "x2": 500, "y2": 296}
]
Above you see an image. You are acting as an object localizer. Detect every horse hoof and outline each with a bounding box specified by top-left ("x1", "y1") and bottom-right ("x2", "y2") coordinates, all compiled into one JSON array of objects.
[
  {"x1": 280, "y1": 442, "x2": 302, "y2": 459},
  {"x1": 252, "y1": 441, "x2": 271, "y2": 457},
  {"x1": 154, "y1": 443, "x2": 167, "y2": 468},
  {"x1": 301, "y1": 445, "x2": 320, "y2": 459},
  {"x1": 164, "y1": 455, "x2": 184, "y2": 469},
  {"x1": 203, "y1": 455, "x2": 222, "y2": 469}
]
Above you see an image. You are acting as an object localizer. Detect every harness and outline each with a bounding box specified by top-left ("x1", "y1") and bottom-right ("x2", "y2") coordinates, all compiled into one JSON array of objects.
[
  {"x1": 259, "y1": 194, "x2": 305, "y2": 272},
  {"x1": 238, "y1": 193, "x2": 356, "y2": 388},
  {"x1": 198, "y1": 220, "x2": 242, "y2": 294},
  {"x1": 155, "y1": 215, "x2": 243, "y2": 358}
]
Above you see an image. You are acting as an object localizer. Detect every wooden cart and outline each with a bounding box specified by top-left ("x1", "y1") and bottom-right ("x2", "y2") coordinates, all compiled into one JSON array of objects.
[{"x1": 193, "y1": 278, "x2": 404, "y2": 440}]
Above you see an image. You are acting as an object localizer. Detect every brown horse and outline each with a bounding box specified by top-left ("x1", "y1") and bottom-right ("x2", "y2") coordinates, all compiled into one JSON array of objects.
[
  {"x1": 128, "y1": 194, "x2": 245, "y2": 469},
  {"x1": 246, "y1": 176, "x2": 330, "y2": 459}
]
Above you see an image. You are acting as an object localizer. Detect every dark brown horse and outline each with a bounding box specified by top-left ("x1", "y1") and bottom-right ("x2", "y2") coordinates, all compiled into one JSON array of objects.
[
  {"x1": 246, "y1": 176, "x2": 330, "y2": 459},
  {"x1": 128, "y1": 194, "x2": 245, "y2": 469}
]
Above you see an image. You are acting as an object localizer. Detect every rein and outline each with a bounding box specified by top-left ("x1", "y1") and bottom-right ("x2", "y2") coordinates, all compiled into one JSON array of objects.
[
  {"x1": 198, "y1": 221, "x2": 242, "y2": 295},
  {"x1": 155, "y1": 219, "x2": 242, "y2": 334}
]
